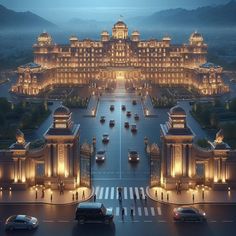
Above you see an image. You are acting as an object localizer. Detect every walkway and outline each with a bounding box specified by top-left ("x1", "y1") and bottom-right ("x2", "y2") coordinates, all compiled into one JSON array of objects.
[
  {"x1": 0, "y1": 186, "x2": 92, "y2": 205},
  {"x1": 147, "y1": 186, "x2": 236, "y2": 205}
]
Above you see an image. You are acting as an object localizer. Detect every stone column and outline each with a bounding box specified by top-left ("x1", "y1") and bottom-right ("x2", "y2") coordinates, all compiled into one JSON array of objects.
[
  {"x1": 69, "y1": 144, "x2": 74, "y2": 176},
  {"x1": 214, "y1": 158, "x2": 218, "y2": 182},
  {"x1": 182, "y1": 144, "x2": 186, "y2": 176},
  {"x1": 221, "y1": 158, "x2": 226, "y2": 183},
  {"x1": 13, "y1": 159, "x2": 18, "y2": 182},
  {"x1": 18, "y1": 159, "x2": 22, "y2": 182},
  {"x1": 21, "y1": 158, "x2": 26, "y2": 182},
  {"x1": 53, "y1": 144, "x2": 57, "y2": 177}
]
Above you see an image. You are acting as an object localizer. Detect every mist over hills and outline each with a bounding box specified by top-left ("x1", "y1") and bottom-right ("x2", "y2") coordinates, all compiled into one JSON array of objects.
[{"x1": 0, "y1": 4, "x2": 56, "y2": 31}]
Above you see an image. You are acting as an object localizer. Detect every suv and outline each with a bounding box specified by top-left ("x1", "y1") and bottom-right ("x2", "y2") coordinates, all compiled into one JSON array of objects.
[
  {"x1": 100, "y1": 116, "x2": 105, "y2": 123},
  {"x1": 102, "y1": 134, "x2": 109, "y2": 143},
  {"x1": 109, "y1": 120, "x2": 115, "y2": 127},
  {"x1": 75, "y1": 202, "x2": 114, "y2": 224}
]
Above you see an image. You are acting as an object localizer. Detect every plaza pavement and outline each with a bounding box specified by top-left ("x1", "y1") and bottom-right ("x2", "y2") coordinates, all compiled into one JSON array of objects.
[
  {"x1": 0, "y1": 186, "x2": 93, "y2": 205},
  {"x1": 147, "y1": 185, "x2": 236, "y2": 205},
  {"x1": 85, "y1": 95, "x2": 99, "y2": 117}
]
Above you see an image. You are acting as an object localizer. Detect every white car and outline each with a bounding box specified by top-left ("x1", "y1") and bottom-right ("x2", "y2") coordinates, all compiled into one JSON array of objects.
[
  {"x1": 128, "y1": 150, "x2": 140, "y2": 162},
  {"x1": 5, "y1": 215, "x2": 39, "y2": 231},
  {"x1": 102, "y1": 134, "x2": 110, "y2": 143},
  {"x1": 95, "y1": 150, "x2": 106, "y2": 162}
]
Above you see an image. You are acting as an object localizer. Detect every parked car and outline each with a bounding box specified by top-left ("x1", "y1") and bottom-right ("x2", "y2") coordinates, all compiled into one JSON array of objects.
[
  {"x1": 121, "y1": 105, "x2": 126, "y2": 111},
  {"x1": 95, "y1": 150, "x2": 106, "y2": 162},
  {"x1": 126, "y1": 111, "x2": 131, "y2": 117},
  {"x1": 100, "y1": 116, "x2": 106, "y2": 123},
  {"x1": 132, "y1": 100, "x2": 137, "y2": 105},
  {"x1": 128, "y1": 150, "x2": 140, "y2": 162},
  {"x1": 131, "y1": 124, "x2": 137, "y2": 132},
  {"x1": 5, "y1": 215, "x2": 39, "y2": 231},
  {"x1": 124, "y1": 121, "x2": 129, "y2": 128},
  {"x1": 109, "y1": 120, "x2": 115, "y2": 127},
  {"x1": 173, "y1": 206, "x2": 206, "y2": 222},
  {"x1": 134, "y1": 113, "x2": 139, "y2": 120},
  {"x1": 110, "y1": 105, "x2": 115, "y2": 111},
  {"x1": 75, "y1": 202, "x2": 114, "y2": 224},
  {"x1": 102, "y1": 134, "x2": 110, "y2": 143}
]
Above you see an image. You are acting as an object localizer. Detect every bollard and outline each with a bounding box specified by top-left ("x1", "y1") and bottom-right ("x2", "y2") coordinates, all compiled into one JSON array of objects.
[
  {"x1": 155, "y1": 190, "x2": 157, "y2": 198},
  {"x1": 167, "y1": 193, "x2": 169, "y2": 202},
  {"x1": 202, "y1": 190, "x2": 204, "y2": 200},
  {"x1": 192, "y1": 193, "x2": 195, "y2": 203},
  {"x1": 161, "y1": 192, "x2": 163, "y2": 201}
]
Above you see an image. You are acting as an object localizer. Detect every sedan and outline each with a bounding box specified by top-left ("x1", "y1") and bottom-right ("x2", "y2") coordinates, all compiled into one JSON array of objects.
[
  {"x1": 109, "y1": 120, "x2": 115, "y2": 127},
  {"x1": 132, "y1": 100, "x2": 137, "y2": 105},
  {"x1": 100, "y1": 116, "x2": 106, "y2": 123},
  {"x1": 134, "y1": 113, "x2": 139, "y2": 120},
  {"x1": 5, "y1": 215, "x2": 39, "y2": 231},
  {"x1": 131, "y1": 124, "x2": 137, "y2": 132},
  {"x1": 95, "y1": 150, "x2": 106, "y2": 162},
  {"x1": 128, "y1": 150, "x2": 140, "y2": 162},
  {"x1": 173, "y1": 206, "x2": 206, "y2": 222},
  {"x1": 121, "y1": 105, "x2": 126, "y2": 111},
  {"x1": 102, "y1": 134, "x2": 110, "y2": 143},
  {"x1": 110, "y1": 105, "x2": 115, "y2": 111},
  {"x1": 126, "y1": 111, "x2": 131, "y2": 117},
  {"x1": 124, "y1": 121, "x2": 129, "y2": 128}
]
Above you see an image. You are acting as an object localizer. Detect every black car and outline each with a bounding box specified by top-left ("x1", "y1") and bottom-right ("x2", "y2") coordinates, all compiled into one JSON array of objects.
[
  {"x1": 121, "y1": 105, "x2": 126, "y2": 111},
  {"x1": 75, "y1": 202, "x2": 114, "y2": 224},
  {"x1": 110, "y1": 105, "x2": 115, "y2": 111},
  {"x1": 126, "y1": 111, "x2": 131, "y2": 117},
  {"x1": 132, "y1": 100, "x2": 137, "y2": 105},
  {"x1": 109, "y1": 120, "x2": 115, "y2": 127},
  {"x1": 100, "y1": 116, "x2": 105, "y2": 123},
  {"x1": 124, "y1": 121, "x2": 129, "y2": 128}
]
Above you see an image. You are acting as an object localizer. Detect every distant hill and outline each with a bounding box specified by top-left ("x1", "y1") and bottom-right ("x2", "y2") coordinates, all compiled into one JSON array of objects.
[
  {"x1": 128, "y1": 1, "x2": 236, "y2": 28},
  {"x1": 0, "y1": 4, "x2": 56, "y2": 31}
]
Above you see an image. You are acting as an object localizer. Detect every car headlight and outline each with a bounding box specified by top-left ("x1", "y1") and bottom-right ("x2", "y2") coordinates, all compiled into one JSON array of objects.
[{"x1": 202, "y1": 212, "x2": 206, "y2": 216}]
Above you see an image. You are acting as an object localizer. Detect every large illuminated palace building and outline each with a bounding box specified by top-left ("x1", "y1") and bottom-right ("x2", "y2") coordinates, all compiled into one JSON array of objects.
[{"x1": 12, "y1": 21, "x2": 229, "y2": 96}]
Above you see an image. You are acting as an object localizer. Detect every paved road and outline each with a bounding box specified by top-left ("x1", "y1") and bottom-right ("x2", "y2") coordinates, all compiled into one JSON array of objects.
[{"x1": 1, "y1": 84, "x2": 236, "y2": 235}]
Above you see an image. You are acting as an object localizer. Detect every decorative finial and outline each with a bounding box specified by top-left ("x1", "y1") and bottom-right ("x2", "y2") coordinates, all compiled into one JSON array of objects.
[
  {"x1": 215, "y1": 129, "x2": 224, "y2": 144},
  {"x1": 16, "y1": 129, "x2": 25, "y2": 145}
]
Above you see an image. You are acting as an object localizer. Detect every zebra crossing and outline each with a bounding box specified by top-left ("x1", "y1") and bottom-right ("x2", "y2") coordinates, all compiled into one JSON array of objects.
[
  {"x1": 108, "y1": 206, "x2": 162, "y2": 217},
  {"x1": 94, "y1": 186, "x2": 147, "y2": 200}
]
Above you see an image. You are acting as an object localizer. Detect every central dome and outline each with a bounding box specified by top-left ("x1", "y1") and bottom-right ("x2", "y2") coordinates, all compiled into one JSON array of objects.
[
  {"x1": 54, "y1": 105, "x2": 70, "y2": 116},
  {"x1": 114, "y1": 21, "x2": 127, "y2": 28},
  {"x1": 170, "y1": 106, "x2": 186, "y2": 116}
]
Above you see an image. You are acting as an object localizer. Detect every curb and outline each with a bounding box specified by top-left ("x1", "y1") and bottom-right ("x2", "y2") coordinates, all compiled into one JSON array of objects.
[
  {"x1": 146, "y1": 186, "x2": 236, "y2": 206},
  {"x1": 0, "y1": 187, "x2": 95, "y2": 206}
]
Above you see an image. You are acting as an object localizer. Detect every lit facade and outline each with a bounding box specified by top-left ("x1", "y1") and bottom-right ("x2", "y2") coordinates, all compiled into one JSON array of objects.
[
  {"x1": 11, "y1": 21, "x2": 229, "y2": 96},
  {"x1": 160, "y1": 106, "x2": 236, "y2": 190},
  {"x1": 0, "y1": 106, "x2": 81, "y2": 190}
]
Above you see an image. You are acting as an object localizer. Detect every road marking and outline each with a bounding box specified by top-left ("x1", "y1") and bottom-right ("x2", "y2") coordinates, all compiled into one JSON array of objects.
[
  {"x1": 105, "y1": 187, "x2": 109, "y2": 199},
  {"x1": 95, "y1": 186, "x2": 99, "y2": 197},
  {"x1": 124, "y1": 207, "x2": 127, "y2": 216},
  {"x1": 110, "y1": 187, "x2": 114, "y2": 199},
  {"x1": 210, "y1": 220, "x2": 217, "y2": 223},
  {"x1": 157, "y1": 207, "x2": 162, "y2": 216},
  {"x1": 58, "y1": 220, "x2": 69, "y2": 223},
  {"x1": 116, "y1": 207, "x2": 120, "y2": 216},
  {"x1": 144, "y1": 207, "x2": 148, "y2": 216},
  {"x1": 144, "y1": 220, "x2": 152, "y2": 223},
  {"x1": 43, "y1": 220, "x2": 54, "y2": 223},
  {"x1": 138, "y1": 207, "x2": 142, "y2": 216},
  {"x1": 159, "y1": 220, "x2": 166, "y2": 223},
  {"x1": 222, "y1": 220, "x2": 233, "y2": 223},
  {"x1": 150, "y1": 207, "x2": 155, "y2": 216},
  {"x1": 116, "y1": 187, "x2": 119, "y2": 199},
  {"x1": 124, "y1": 187, "x2": 128, "y2": 199},
  {"x1": 129, "y1": 187, "x2": 134, "y2": 199},
  {"x1": 140, "y1": 187, "x2": 145, "y2": 199},
  {"x1": 135, "y1": 187, "x2": 140, "y2": 200},
  {"x1": 98, "y1": 187, "x2": 104, "y2": 199}
]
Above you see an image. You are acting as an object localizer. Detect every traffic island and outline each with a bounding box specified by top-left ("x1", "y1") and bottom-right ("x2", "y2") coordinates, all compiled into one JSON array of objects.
[{"x1": 147, "y1": 186, "x2": 236, "y2": 205}]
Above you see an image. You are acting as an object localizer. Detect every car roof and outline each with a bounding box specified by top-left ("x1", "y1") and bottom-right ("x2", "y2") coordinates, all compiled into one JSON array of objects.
[
  {"x1": 77, "y1": 202, "x2": 103, "y2": 209},
  {"x1": 97, "y1": 150, "x2": 105, "y2": 153},
  {"x1": 103, "y1": 133, "x2": 109, "y2": 136},
  {"x1": 129, "y1": 150, "x2": 138, "y2": 154},
  {"x1": 178, "y1": 206, "x2": 198, "y2": 211},
  {"x1": 16, "y1": 215, "x2": 27, "y2": 220}
]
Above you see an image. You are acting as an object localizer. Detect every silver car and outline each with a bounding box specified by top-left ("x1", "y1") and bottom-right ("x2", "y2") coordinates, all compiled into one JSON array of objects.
[
  {"x1": 173, "y1": 206, "x2": 206, "y2": 222},
  {"x1": 5, "y1": 215, "x2": 39, "y2": 231},
  {"x1": 95, "y1": 150, "x2": 106, "y2": 162}
]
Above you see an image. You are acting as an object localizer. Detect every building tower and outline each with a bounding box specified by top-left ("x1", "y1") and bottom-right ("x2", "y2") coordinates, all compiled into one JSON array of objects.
[
  {"x1": 112, "y1": 21, "x2": 128, "y2": 39},
  {"x1": 160, "y1": 106, "x2": 195, "y2": 190},
  {"x1": 44, "y1": 105, "x2": 80, "y2": 189}
]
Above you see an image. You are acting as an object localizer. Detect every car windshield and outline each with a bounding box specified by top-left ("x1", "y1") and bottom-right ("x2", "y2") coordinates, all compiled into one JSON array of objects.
[
  {"x1": 130, "y1": 151, "x2": 138, "y2": 155},
  {"x1": 24, "y1": 216, "x2": 32, "y2": 221},
  {"x1": 97, "y1": 151, "x2": 105, "y2": 155}
]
